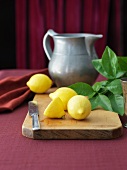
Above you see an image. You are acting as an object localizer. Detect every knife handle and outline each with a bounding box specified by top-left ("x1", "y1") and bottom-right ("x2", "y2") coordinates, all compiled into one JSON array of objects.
[{"x1": 32, "y1": 114, "x2": 40, "y2": 130}]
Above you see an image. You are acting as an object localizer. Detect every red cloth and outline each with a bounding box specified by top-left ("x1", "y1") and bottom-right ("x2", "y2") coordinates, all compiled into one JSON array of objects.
[{"x1": 0, "y1": 68, "x2": 49, "y2": 112}]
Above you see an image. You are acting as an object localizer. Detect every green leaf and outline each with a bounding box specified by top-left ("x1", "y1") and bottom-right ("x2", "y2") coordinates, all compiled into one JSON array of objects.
[
  {"x1": 116, "y1": 57, "x2": 127, "y2": 78},
  {"x1": 69, "y1": 82, "x2": 96, "y2": 98},
  {"x1": 95, "y1": 94, "x2": 113, "y2": 111},
  {"x1": 92, "y1": 82, "x2": 102, "y2": 92},
  {"x1": 116, "y1": 69, "x2": 126, "y2": 78},
  {"x1": 118, "y1": 57, "x2": 127, "y2": 71},
  {"x1": 114, "y1": 57, "x2": 127, "y2": 78},
  {"x1": 102, "y1": 46, "x2": 119, "y2": 78},
  {"x1": 106, "y1": 79, "x2": 122, "y2": 95},
  {"x1": 92, "y1": 59, "x2": 114, "y2": 79},
  {"x1": 92, "y1": 81, "x2": 108, "y2": 92},
  {"x1": 89, "y1": 97, "x2": 98, "y2": 110},
  {"x1": 108, "y1": 94, "x2": 124, "y2": 116}
]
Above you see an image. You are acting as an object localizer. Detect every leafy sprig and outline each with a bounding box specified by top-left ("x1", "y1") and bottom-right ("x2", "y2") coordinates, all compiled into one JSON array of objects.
[{"x1": 69, "y1": 46, "x2": 127, "y2": 116}]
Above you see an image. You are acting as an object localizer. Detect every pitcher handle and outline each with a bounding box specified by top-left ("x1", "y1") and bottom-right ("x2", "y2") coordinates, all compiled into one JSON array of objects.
[{"x1": 43, "y1": 29, "x2": 57, "y2": 60}]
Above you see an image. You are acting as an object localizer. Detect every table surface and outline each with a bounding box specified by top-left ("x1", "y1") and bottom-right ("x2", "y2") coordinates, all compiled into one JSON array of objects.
[{"x1": 0, "y1": 69, "x2": 127, "y2": 170}]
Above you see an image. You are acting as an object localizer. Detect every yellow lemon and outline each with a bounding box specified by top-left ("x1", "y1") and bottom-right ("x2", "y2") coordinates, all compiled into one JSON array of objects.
[
  {"x1": 44, "y1": 97, "x2": 65, "y2": 118},
  {"x1": 67, "y1": 95, "x2": 91, "y2": 120},
  {"x1": 49, "y1": 87, "x2": 77, "y2": 110},
  {"x1": 26, "y1": 74, "x2": 52, "y2": 93}
]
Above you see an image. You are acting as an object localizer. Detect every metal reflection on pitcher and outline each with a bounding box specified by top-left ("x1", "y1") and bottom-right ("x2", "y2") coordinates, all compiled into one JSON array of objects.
[{"x1": 121, "y1": 77, "x2": 127, "y2": 128}]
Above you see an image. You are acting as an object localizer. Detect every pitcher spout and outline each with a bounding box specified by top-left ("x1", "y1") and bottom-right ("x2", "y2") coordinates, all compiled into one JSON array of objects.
[{"x1": 85, "y1": 34, "x2": 103, "y2": 58}]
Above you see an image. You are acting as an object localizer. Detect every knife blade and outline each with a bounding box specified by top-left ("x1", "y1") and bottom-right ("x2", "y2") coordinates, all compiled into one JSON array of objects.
[{"x1": 28, "y1": 101, "x2": 40, "y2": 130}]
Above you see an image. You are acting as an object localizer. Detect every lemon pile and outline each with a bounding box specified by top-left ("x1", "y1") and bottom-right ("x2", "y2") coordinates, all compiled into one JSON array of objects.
[
  {"x1": 27, "y1": 74, "x2": 91, "y2": 120},
  {"x1": 43, "y1": 87, "x2": 77, "y2": 118},
  {"x1": 44, "y1": 87, "x2": 91, "y2": 120}
]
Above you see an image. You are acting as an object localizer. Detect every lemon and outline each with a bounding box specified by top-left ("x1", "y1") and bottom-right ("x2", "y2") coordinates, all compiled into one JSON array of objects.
[
  {"x1": 67, "y1": 95, "x2": 91, "y2": 120},
  {"x1": 44, "y1": 97, "x2": 65, "y2": 118},
  {"x1": 26, "y1": 74, "x2": 52, "y2": 93},
  {"x1": 49, "y1": 87, "x2": 77, "y2": 110}
]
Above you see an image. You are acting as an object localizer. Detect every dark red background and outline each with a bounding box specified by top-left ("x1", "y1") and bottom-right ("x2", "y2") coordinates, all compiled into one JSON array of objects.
[{"x1": 0, "y1": 0, "x2": 126, "y2": 69}]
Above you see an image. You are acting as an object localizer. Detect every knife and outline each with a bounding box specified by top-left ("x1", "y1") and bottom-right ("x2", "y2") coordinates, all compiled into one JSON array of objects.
[{"x1": 28, "y1": 101, "x2": 40, "y2": 130}]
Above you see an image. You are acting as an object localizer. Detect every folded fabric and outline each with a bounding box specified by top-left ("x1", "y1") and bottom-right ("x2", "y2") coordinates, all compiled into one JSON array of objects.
[{"x1": 0, "y1": 68, "x2": 49, "y2": 112}]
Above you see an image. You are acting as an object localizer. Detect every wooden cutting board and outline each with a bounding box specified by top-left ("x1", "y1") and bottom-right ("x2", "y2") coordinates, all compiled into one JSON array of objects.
[{"x1": 22, "y1": 88, "x2": 123, "y2": 140}]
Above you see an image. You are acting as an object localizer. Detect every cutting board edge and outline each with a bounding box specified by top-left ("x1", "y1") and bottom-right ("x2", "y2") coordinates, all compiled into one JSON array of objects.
[
  {"x1": 22, "y1": 113, "x2": 33, "y2": 139},
  {"x1": 22, "y1": 124, "x2": 123, "y2": 140},
  {"x1": 22, "y1": 126, "x2": 33, "y2": 139}
]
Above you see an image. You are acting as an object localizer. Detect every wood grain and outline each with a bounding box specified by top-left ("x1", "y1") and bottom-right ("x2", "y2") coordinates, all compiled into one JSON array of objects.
[{"x1": 22, "y1": 88, "x2": 123, "y2": 139}]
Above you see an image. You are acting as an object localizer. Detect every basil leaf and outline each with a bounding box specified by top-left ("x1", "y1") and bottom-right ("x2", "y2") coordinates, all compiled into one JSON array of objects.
[
  {"x1": 108, "y1": 94, "x2": 124, "y2": 116},
  {"x1": 118, "y1": 57, "x2": 127, "y2": 71},
  {"x1": 92, "y1": 82, "x2": 102, "y2": 92},
  {"x1": 95, "y1": 94, "x2": 113, "y2": 111},
  {"x1": 116, "y1": 69, "x2": 126, "y2": 78},
  {"x1": 92, "y1": 81, "x2": 108, "y2": 92},
  {"x1": 102, "y1": 46, "x2": 119, "y2": 78},
  {"x1": 106, "y1": 79, "x2": 122, "y2": 94},
  {"x1": 114, "y1": 57, "x2": 127, "y2": 77},
  {"x1": 116, "y1": 57, "x2": 127, "y2": 78},
  {"x1": 92, "y1": 59, "x2": 114, "y2": 79},
  {"x1": 89, "y1": 97, "x2": 98, "y2": 110},
  {"x1": 69, "y1": 82, "x2": 96, "y2": 98}
]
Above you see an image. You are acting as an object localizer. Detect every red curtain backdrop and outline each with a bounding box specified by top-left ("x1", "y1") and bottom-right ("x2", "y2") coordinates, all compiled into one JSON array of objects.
[{"x1": 15, "y1": 0, "x2": 122, "y2": 69}]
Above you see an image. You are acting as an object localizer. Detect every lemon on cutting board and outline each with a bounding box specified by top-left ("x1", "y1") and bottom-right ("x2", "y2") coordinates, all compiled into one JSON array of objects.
[
  {"x1": 67, "y1": 95, "x2": 91, "y2": 120},
  {"x1": 49, "y1": 87, "x2": 77, "y2": 110},
  {"x1": 26, "y1": 74, "x2": 52, "y2": 93},
  {"x1": 43, "y1": 97, "x2": 66, "y2": 118}
]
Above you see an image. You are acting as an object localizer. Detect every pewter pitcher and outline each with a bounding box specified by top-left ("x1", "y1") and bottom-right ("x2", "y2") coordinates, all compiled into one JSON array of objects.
[{"x1": 43, "y1": 29, "x2": 103, "y2": 87}]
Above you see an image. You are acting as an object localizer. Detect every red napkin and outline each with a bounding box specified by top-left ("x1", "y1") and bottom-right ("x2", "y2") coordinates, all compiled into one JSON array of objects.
[{"x1": 0, "y1": 68, "x2": 50, "y2": 112}]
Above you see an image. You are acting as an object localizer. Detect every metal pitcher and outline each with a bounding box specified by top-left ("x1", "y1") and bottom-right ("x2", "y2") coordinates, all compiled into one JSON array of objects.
[{"x1": 43, "y1": 29, "x2": 103, "y2": 87}]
